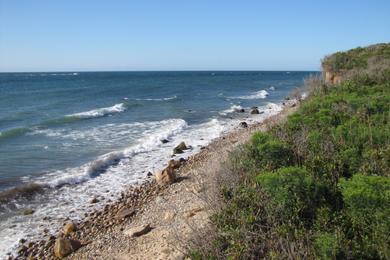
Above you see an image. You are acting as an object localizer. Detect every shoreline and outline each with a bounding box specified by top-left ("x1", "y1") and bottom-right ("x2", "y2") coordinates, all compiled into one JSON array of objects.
[{"x1": 10, "y1": 100, "x2": 299, "y2": 259}]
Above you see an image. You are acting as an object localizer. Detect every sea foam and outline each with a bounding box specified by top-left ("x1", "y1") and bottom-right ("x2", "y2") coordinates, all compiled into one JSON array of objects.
[
  {"x1": 234, "y1": 89, "x2": 269, "y2": 99},
  {"x1": 66, "y1": 103, "x2": 126, "y2": 119}
]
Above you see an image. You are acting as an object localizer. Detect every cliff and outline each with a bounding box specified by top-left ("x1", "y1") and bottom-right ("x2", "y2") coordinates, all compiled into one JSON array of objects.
[{"x1": 322, "y1": 42, "x2": 390, "y2": 84}]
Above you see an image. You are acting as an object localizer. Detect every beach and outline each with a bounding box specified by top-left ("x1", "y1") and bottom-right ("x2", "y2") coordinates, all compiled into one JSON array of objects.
[{"x1": 11, "y1": 99, "x2": 299, "y2": 259}]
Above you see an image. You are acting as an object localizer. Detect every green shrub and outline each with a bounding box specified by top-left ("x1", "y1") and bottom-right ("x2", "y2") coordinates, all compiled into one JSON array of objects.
[
  {"x1": 247, "y1": 132, "x2": 294, "y2": 171},
  {"x1": 256, "y1": 167, "x2": 326, "y2": 225},
  {"x1": 339, "y1": 175, "x2": 390, "y2": 259}
]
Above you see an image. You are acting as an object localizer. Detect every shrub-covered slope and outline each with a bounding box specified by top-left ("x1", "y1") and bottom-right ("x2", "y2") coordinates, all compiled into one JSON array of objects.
[{"x1": 193, "y1": 44, "x2": 390, "y2": 259}]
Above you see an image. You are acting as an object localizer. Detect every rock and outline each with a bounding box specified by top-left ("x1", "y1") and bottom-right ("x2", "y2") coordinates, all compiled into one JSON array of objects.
[
  {"x1": 250, "y1": 108, "x2": 260, "y2": 114},
  {"x1": 161, "y1": 139, "x2": 169, "y2": 144},
  {"x1": 285, "y1": 96, "x2": 290, "y2": 100},
  {"x1": 236, "y1": 108, "x2": 245, "y2": 113},
  {"x1": 90, "y1": 197, "x2": 99, "y2": 204},
  {"x1": 155, "y1": 167, "x2": 176, "y2": 185},
  {"x1": 63, "y1": 222, "x2": 77, "y2": 236},
  {"x1": 164, "y1": 211, "x2": 176, "y2": 221},
  {"x1": 291, "y1": 103, "x2": 297, "y2": 107},
  {"x1": 53, "y1": 238, "x2": 81, "y2": 258},
  {"x1": 115, "y1": 208, "x2": 136, "y2": 220},
  {"x1": 184, "y1": 207, "x2": 203, "y2": 218},
  {"x1": 179, "y1": 157, "x2": 186, "y2": 163},
  {"x1": 23, "y1": 208, "x2": 35, "y2": 215},
  {"x1": 239, "y1": 122, "x2": 248, "y2": 128},
  {"x1": 168, "y1": 159, "x2": 181, "y2": 170},
  {"x1": 147, "y1": 171, "x2": 153, "y2": 177},
  {"x1": 124, "y1": 224, "x2": 152, "y2": 237},
  {"x1": 173, "y1": 142, "x2": 188, "y2": 154}
]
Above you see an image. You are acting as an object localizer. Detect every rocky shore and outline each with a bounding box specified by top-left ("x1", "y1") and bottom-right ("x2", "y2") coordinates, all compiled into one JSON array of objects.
[{"x1": 10, "y1": 100, "x2": 298, "y2": 260}]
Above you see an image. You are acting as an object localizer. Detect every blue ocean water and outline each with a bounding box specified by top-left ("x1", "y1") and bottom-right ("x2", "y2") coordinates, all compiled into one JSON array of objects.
[{"x1": 0, "y1": 71, "x2": 315, "y2": 255}]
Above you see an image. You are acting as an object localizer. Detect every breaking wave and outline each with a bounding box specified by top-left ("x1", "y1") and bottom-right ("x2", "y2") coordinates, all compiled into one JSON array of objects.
[
  {"x1": 66, "y1": 103, "x2": 126, "y2": 119},
  {"x1": 234, "y1": 89, "x2": 269, "y2": 99}
]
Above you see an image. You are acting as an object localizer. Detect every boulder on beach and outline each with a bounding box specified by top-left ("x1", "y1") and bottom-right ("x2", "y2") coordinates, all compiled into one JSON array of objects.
[
  {"x1": 250, "y1": 108, "x2": 260, "y2": 114},
  {"x1": 53, "y1": 237, "x2": 81, "y2": 258},
  {"x1": 124, "y1": 224, "x2": 152, "y2": 238},
  {"x1": 173, "y1": 142, "x2": 188, "y2": 154},
  {"x1": 168, "y1": 159, "x2": 181, "y2": 170},
  {"x1": 155, "y1": 167, "x2": 176, "y2": 185},
  {"x1": 239, "y1": 122, "x2": 248, "y2": 128},
  {"x1": 115, "y1": 208, "x2": 136, "y2": 220},
  {"x1": 63, "y1": 222, "x2": 77, "y2": 236}
]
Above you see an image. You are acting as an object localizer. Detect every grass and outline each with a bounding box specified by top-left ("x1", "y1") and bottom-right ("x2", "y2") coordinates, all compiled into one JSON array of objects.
[{"x1": 190, "y1": 44, "x2": 390, "y2": 259}]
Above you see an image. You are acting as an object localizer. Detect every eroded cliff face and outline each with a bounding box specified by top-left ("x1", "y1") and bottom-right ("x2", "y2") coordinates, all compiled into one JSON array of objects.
[{"x1": 323, "y1": 70, "x2": 343, "y2": 85}]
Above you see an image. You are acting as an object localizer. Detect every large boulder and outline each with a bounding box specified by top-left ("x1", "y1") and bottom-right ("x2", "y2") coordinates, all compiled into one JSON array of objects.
[
  {"x1": 173, "y1": 142, "x2": 188, "y2": 154},
  {"x1": 53, "y1": 238, "x2": 81, "y2": 258},
  {"x1": 63, "y1": 222, "x2": 77, "y2": 236},
  {"x1": 168, "y1": 159, "x2": 181, "y2": 170},
  {"x1": 155, "y1": 167, "x2": 176, "y2": 185}
]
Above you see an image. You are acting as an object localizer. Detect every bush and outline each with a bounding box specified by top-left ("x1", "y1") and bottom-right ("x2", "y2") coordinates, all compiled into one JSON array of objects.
[
  {"x1": 339, "y1": 175, "x2": 390, "y2": 259},
  {"x1": 256, "y1": 167, "x2": 326, "y2": 226},
  {"x1": 247, "y1": 132, "x2": 294, "y2": 171}
]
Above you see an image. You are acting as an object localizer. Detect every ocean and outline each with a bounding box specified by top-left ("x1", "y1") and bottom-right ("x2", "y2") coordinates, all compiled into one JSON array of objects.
[{"x1": 0, "y1": 71, "x2": 315, "y2": 255}]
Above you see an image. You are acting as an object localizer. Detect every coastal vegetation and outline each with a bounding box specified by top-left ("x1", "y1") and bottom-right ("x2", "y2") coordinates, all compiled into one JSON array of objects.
[{"x1": 191, "y1": 43, "x2": 390, "y2": 259}]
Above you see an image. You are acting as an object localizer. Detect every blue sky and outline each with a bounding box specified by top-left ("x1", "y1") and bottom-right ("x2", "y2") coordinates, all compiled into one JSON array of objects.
[{"x1": 0, "y1": 0, "x2": 389, "y2": 72}]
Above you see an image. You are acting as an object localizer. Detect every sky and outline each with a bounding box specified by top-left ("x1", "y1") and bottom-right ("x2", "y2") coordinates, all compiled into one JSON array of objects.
[{"x1": 0, "y1": 0, "x2": 389, "y2": 72}]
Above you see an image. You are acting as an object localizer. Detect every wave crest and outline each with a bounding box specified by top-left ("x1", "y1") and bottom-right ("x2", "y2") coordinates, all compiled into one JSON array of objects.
[
  {"x1": 234, "y1": 90, "x2": 269, "y2": 99},
  {"x1": 66, "y1": 103, "x2": 126, "y2": 119}
]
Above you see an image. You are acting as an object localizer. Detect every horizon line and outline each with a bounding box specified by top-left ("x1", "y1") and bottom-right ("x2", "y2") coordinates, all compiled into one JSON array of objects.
[{"x1": 0, "y1": 69, "x2": 320, "y2": 73}]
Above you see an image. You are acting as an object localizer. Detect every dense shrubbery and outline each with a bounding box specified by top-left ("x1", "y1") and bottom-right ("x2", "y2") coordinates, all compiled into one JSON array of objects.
[{"x1": 191, "y1": 45, "x2": 390, "y2": 259}]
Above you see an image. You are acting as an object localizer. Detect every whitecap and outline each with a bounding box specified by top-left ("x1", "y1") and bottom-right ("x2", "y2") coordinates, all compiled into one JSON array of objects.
[
  {"x1": 134, "y1": 95, "x2": 177, "y2": 101},
  {"x1": 233, "y1": 90, "x2": 269, "y2": 100},
  {"x1": 66, "y1": 103, "x2": 126, "y2": 119}
]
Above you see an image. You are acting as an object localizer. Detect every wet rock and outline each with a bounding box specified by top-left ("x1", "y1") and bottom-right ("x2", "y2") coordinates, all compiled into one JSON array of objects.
[
  {"x1": 115, "y1": 208, "x2": 136, "y2": 220},
  {"x1": 63, "y1": 222, "x2": 77, "y2": 236},
  {"x1": 53, "y1": 237, "x2": 81, "y2": 258},
  {"x1": 250, "y1": 108, "x2": 260, "y2": 114},
  {"x1": 161, "y1": 139, "x2": 169, "y2": 144},
  {"x1": 90, "y1": 197, "x2": 99, "y2": 204},
  {"x1": 179, "y1": 157, "x2": 186, "y2": 163},
  {"x1": 285, "y1": 96, "x2": 290, "y2": 100},
  {"x1": 239, "y1": 122, "x2": 248, "y2": 128},
  {"x1": 173, "y1": 142, "x2": 188, "y2": 154},
  {"x1": 124, "y1": 224, "x2": 152, "y2": 237},
  {"x1": 147, "y1": 171, "x2": 153, "y2": 177},
  {"x1": 23, "y1": 208, "x2": 35, "y2": 215}
]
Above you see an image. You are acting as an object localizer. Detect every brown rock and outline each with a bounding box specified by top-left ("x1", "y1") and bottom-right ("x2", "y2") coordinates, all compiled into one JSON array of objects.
[
  {"x1": 124, "y1": 224, "x2": 152, "y2": 237},
  {"x1": 168, "y1": 159, "x2": 181, "y2": 170},
  {"x1": 53, "y1": 238, "x2": 81, "y2": 258},
  {"x1": 184, "y1": 207, "x2": 203, "y2": 218},
  {"x1": 90, "y1": 197, "x2": 99, "y2": 204},
  {"x1": 155, "y1": 167, "x2": 176, "y2": 185},
  {"x1": 63, "y1": 222, "x2": 77, "y2": 236}
]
